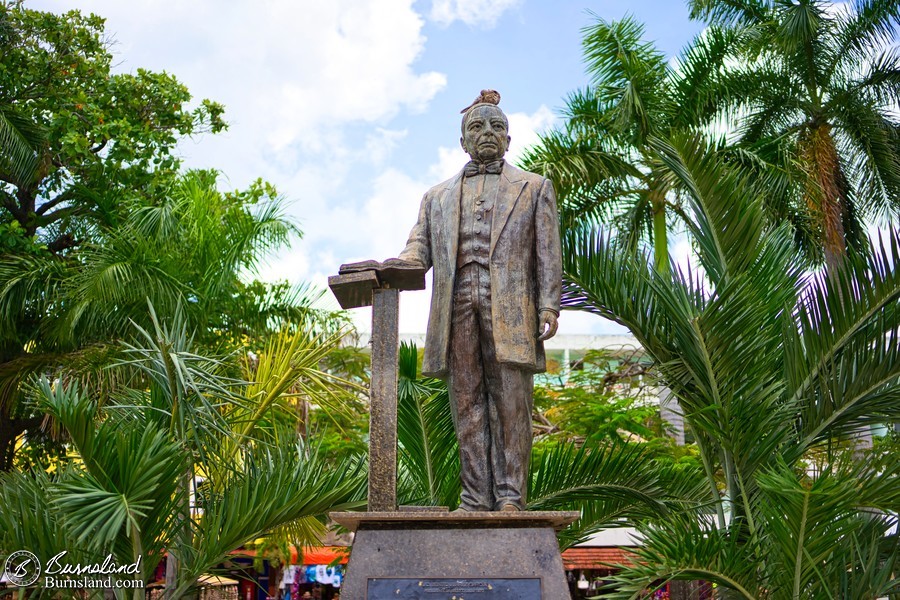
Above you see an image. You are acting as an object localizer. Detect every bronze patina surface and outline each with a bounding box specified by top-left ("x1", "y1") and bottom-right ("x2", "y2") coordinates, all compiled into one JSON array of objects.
[{"x1": 388, "y1": 93, "x2": 562, "y2": 511}]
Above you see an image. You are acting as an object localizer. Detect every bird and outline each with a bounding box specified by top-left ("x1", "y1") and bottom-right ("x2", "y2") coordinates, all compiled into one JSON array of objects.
[{"x1": 460, "y1": 89, "x2": 501, "y2": 113}]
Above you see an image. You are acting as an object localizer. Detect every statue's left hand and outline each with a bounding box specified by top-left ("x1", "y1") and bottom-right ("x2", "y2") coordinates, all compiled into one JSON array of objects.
[{"x1": 537, "y1": 310, "x2": 559, "y2": 341}]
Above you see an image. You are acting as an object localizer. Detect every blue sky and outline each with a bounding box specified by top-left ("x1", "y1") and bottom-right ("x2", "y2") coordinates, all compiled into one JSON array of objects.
[{"x1": 32, "y1": 0, "x2": 704, "y2": 334}]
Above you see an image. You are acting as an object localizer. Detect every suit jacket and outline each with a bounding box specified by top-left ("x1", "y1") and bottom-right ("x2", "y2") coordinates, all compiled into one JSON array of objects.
[{"x1": 398, "y1": 162, "x2": 562, "y2": 378}]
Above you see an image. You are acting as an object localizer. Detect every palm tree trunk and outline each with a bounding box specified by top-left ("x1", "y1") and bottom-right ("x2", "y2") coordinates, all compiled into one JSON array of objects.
[
  {"x1": 650, "y1": 186, "x2": 669, "y2": 273},
  {"x1": 669, "y1": 580, "x2": 699, "y2": 600},
  {"x1": 799, "y1": 123, "x2": 848, "y2": 275},
  {"x1": 165, "y1": 468, "x2": 195, "y2": 599}
]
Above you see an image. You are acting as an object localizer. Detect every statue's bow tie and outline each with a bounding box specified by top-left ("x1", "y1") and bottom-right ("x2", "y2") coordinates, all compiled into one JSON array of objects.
[{"x1": 463, "y1": 160, "x2": 504, "y2": 177}]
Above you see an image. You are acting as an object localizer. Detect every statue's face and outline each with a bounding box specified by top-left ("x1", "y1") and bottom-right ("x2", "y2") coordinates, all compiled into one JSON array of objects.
[{"x1": 460, "y1": 105, "x2": 510, "y2": 162}]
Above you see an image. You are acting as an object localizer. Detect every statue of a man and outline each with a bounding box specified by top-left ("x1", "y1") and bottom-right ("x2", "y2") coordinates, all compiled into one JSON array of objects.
[{"x1": 390, "y1": 91, "x2": 562, "y2": 512}]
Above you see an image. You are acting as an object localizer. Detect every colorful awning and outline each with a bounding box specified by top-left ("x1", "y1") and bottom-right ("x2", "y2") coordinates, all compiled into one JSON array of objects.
[{"x1": 561, "y1": 547, "x2": 634, "y2": 570}]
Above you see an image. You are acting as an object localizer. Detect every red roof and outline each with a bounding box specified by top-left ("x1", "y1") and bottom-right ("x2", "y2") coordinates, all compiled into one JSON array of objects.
[
  {"x1": 233, "y1": 546, "x2": 350, "y2": 565},
  {"x1": 561, "y1": 547, "x2": 635, "y2": 570}
]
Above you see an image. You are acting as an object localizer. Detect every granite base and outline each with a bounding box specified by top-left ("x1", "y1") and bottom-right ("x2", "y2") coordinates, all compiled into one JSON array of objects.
[{"x1": 329, "y1": 511, "x2": 579, "y2": 600}]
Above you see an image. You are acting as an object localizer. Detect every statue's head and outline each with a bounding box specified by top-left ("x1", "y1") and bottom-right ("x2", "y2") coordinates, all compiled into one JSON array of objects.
[{"x1": 460, "y1": 103, "x2": 510, "y2": 163}]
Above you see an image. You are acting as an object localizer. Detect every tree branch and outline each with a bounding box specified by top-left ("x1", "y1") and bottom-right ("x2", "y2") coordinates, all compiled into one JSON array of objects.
[
  {"x1": 35, "y1": 189, "x2": 76, "y2": 215},
  {"x1": 0, "y1": 193, "x2": 24, "y2": 221},
  {"x1": 36, "y1": 204, "x2": 86, "y2": 227},
  {"x1": 16, "y1": 187, "x2": 35, "y2": 217},
  {"x1": 47, "y1": 233, "x2": 79, "y2": 254}
]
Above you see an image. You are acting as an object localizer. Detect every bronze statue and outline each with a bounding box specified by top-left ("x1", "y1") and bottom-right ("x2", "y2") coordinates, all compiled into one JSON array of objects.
[{"x1": 388, "y1": 92, "x2": 562, "y2": 512}]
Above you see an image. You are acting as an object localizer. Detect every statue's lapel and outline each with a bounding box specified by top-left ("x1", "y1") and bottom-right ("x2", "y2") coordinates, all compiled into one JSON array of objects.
[
  {"x1": 491, "y1": 165, "x2": 526, "y2": 257},
  {"x1": 440, "y1": 172, "x2": 463, "y2": 268}
]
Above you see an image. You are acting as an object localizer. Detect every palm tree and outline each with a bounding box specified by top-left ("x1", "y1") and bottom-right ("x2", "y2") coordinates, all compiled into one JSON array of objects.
[
  {"x1": 520, "y1": 15, "x2": 733, "y2": 272},
  {"x1": 562, "y1": 133, "x2": 900, "y2": 597},
  {"x1": 0, "y1": 170, "x2": 342, "y2": 471},
  {"x1": 687, "y1": 0, "x2": 900, "y2": 273},
  {"x1": 0, "y1": 382, "x2": 365, "y2": 600},
  {"x1": 0, "y1": 307, "x2": 366, "y2": 599},
  {"x1": 120, "y1": 305, "x2": 361, "y2": 598}
]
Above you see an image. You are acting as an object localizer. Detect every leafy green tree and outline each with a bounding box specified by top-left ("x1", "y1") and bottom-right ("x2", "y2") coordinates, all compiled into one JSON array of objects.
[
  {"x1": 536, "y1": 349, "x2": 661, "y2": 443},
  {"x1": 0, "y1": 3, "x2": 344, "y2": 470},
  {"x1": 521, "y1": 15, "x2": 733, "y2": 272},
  {"x1": 0, "y1": 0, "x2": 227, "y2": 469},
  {"x1": 0, "y1": 1, "x2": 224, "y2": 250},
  {"x1": 562, "y1": 133, "x2": 900, "y2": 598},
  {"x1": 0, "y1": 169, "x2": 339, "y2": 471},
  {"x1": 687, "y1": 0, "x2": 900, "y2": 273}
]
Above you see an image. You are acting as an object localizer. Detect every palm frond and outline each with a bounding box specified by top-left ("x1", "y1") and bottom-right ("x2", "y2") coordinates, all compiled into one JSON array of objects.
[
  {"x1": 603, "y1": 514, "x2": 763, "y2": 600},
  {"x1": 396, "y1": 342, "x2": 460, "y2": 507},
  {"x1": 0, "y1": 104, "x2": 45, "y2": 187},
  {"x1": 230, "y1": 326, "x2": 359, "y2": 450},
  {"x1": 688, "y1": 0, "x2": 771, "y2": 26},
  {"x1": 648, "y1": 133, "x2": 771, "y2": 282},
  {"x1": 581, "y1": 15, "x2": 670, "y2": 143},
  {"x1": 834, "y1": 0, "x2": 900, "y2": 64},
  {"x1": 561, "y1": 226, "x2": 678, "y2": 364},
  {"x1": 529, "y1": 441, "x2": 708, "y2": 549},
  {"x1": 787, "y1": 230, "x2": 900, "y2": 453},
  {"x1": 518, "y1": 126, "x2": 639, "y2": 216},
  {"x1": 0, "y1": 253, "x2": 70, "y2": 347},
  {"x1": 182, "y1": 440, "x2": 365, "y2": 597},
  {"x1": 669, "y1": 25, "x2": 742, "y2": 130},
  {"x1": 830, "y1": 84, "x2": 900, "y2": 219},
  {"x1": 755, "y1": 461, "x2": 898, "y2": 599},
  {"x1": 116, "y1": 303, "x2": 245, "y2": 456},
  {"x1": 32, "y1": 378, "x2": 185, "y2": 582},
  {"x1": 0, "y1": 469, "x2": 83, "y2": 566}
]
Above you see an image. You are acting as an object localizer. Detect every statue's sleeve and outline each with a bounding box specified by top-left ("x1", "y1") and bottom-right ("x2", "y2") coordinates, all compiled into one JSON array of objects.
[
  {"x1": 397, "y1": 192, "x2": 433, "y2": 270},
  {"x1": 535, "y1": 178, "x2": 562, "y2": 313}
]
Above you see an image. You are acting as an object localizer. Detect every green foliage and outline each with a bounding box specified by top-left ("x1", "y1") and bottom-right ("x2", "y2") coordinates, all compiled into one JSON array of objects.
[
  {"x1": 0, "y1": 167, "x2": 340, "y2": 469},
  {"x1": 535, "y1": 349, "x2": 662, "y2": 445},
  {"x1": 529, "y1": 440, "x2": 708, "y2": 549},
  {"x1": 37, "y1": 377, "x2": 186, "y2": 581},
  {"x1": 0, "y1": 1, "x2": 225, "y2": 238},
  {"x1": 306, "y1": 345, "x2": 371, "y2": 465},
  {"x1": 397, "y1": 341, "x2": 460, "y2": 508},
  {"x1": 606, "y1": 461, "x2": 900, "y2": 599},
  {"x1": 0, "y1": 309, "x2": 366, "y2": 598},
  {"x1": 685, "y1": 0, "x2": 900, "y2": 271},
  {"x1": 520, "y1": 15, "x2": 730, "y2": 271},
  {"x1": 564, "y1": 133, "x2": 900, "y2": 597},
  {"x1": 0, "y1": 3, "x2": 337, "y2": 473}
]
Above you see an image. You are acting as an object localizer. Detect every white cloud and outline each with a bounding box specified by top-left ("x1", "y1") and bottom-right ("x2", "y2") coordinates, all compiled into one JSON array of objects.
[
  {"x1": 506, "y1": 104, "x2": 556, "y2": 163},
  {"x1": 429, "y1": 0, "x2": 522, "y2": 27},
  {"x1": 28, "y1": 0, "x2": 622, "y2": 338},
  {"x1": 34, "y1": 0, "x2": 447, "y2": 185},
  {"x1": 364, "y1": 128, "x2": 409, "y2": 165},
  {"x1": 429, "y1": 145, "x2": 469, "y2": 180}
]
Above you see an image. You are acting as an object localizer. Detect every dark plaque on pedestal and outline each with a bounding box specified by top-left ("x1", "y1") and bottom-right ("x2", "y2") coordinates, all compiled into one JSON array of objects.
[{"x1": 367, "y1": 577, "x2": 541, "y2": 599}]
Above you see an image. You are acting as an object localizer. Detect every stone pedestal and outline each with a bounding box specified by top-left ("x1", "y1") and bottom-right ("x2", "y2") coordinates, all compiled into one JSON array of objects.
[{"x1": 330, "y1": 511, "x2": 579, "y2": 600}]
